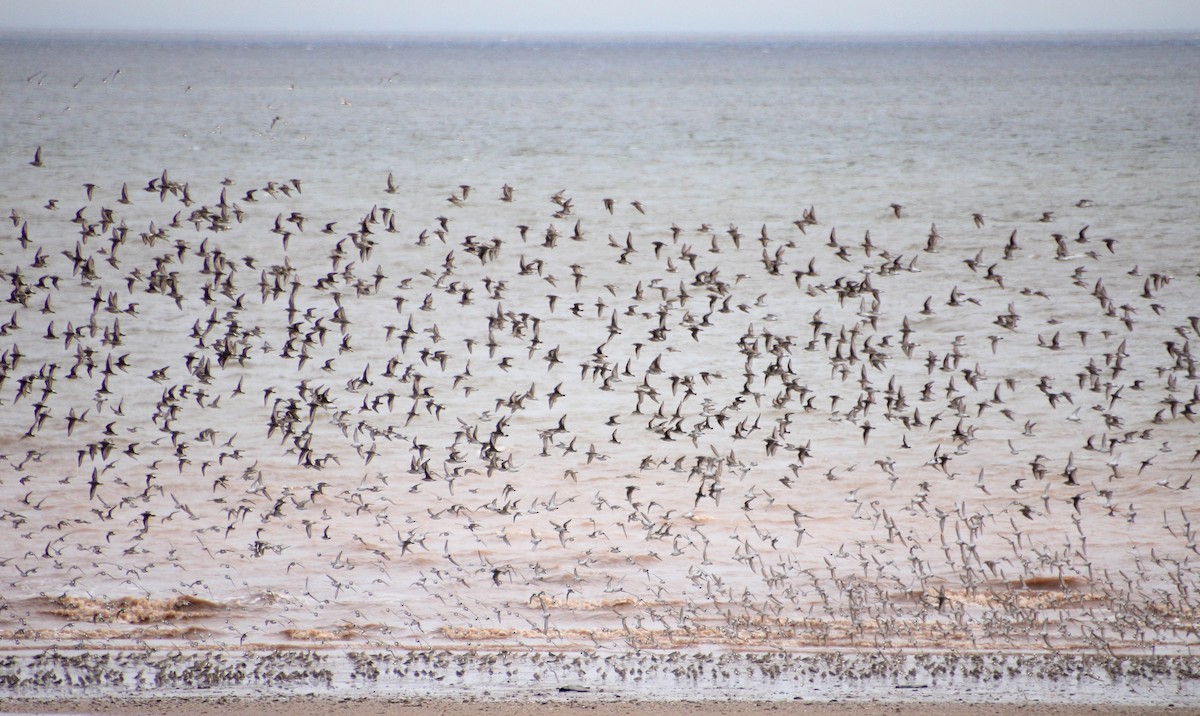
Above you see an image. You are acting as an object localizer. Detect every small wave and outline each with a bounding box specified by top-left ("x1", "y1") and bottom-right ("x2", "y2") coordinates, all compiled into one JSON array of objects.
[
  {"x1": 227, "y1": 590, "x2": 300, "y2": 608},
  {"x1": 1008, "y1": 575, "x2": 1088, "y2": 591},
  {"x1": 899, "y1": 575, "x2": 1100, "y2": 610},
  {"x1": 45, "y1": 595, "x2": 224, "y2": 624},
  {"x1": 2, "y1": 625, "x2": 215, "y2": 641},
  {"x1": 441, "y1": 625, "x2": 671, "y2": 642},
  {"x1": 281, "y1": 624, "x2": 377, "y2": 641},
  {"x1": 527, "y1": 592, "x2": 640, "y2": 610}
]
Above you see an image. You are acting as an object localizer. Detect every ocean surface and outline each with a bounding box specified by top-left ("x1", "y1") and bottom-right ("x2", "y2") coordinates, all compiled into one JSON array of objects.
[{"x1": 1, "y1": 31, "x2": 1200, "y2": 700}]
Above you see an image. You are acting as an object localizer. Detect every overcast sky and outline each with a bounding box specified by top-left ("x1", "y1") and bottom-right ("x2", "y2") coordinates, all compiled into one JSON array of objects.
[{"x1": 4, "y1": 0, "x2": 1199, "y2": 36}]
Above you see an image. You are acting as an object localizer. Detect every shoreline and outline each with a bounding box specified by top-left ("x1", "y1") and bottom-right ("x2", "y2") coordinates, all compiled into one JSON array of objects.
[
  {"x1": 1, "y1": 647, "x2": 1198, "y2": 711},
  {"x1": 2, "y1": 696, "x2": 1197, "y2": 716}
]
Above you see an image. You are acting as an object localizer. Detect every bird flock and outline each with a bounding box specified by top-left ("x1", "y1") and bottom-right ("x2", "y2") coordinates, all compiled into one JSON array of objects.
[{"x1": 2, "y1": 146, "x2": 1199, "y2": 676}]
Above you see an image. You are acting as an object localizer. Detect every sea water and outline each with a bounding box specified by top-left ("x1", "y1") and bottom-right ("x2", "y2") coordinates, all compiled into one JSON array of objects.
[{"x1": 0, "y1": 33, "x2": 1199, "y2": 698}]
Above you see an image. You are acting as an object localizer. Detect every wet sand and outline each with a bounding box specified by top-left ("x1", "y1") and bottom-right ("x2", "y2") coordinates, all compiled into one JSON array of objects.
[
  {"x1": 2, "y1": 697, "x2": 1195, "y2": 715},
  {"x1": 1, "y1": 647, "x2": 1197, "y2": 713}
]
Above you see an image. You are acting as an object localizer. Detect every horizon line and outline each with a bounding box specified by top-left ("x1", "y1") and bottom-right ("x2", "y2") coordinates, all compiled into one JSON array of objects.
[{"x1": 2, "y1": 27, "x2": 1199, "y2": 45}]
